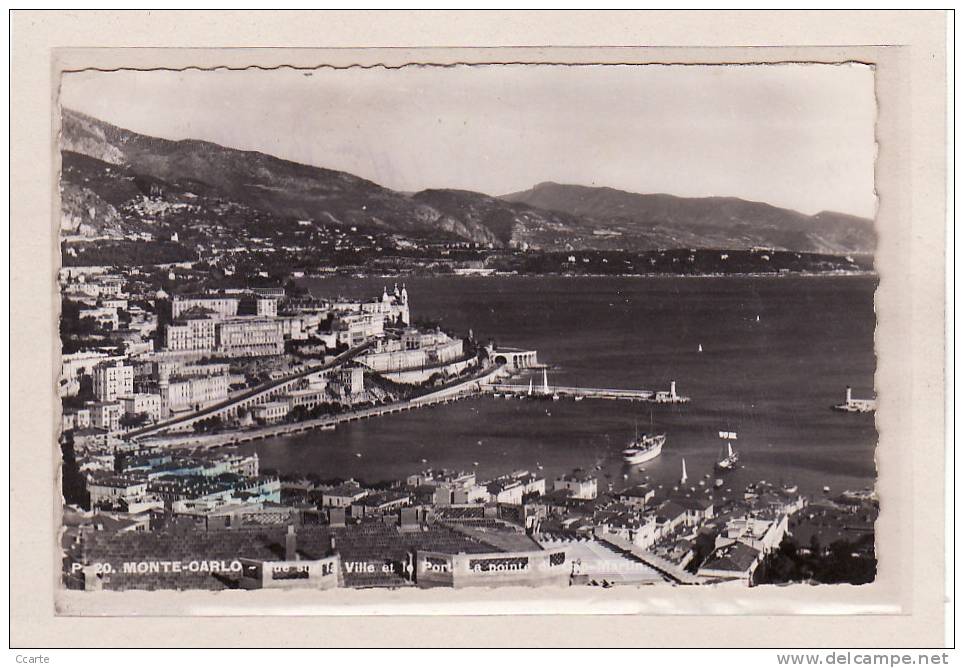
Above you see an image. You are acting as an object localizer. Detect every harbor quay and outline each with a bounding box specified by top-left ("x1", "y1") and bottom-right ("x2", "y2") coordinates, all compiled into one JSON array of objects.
[{"x1": 125, "y1": 370, "x2": 685, "y2": 452}]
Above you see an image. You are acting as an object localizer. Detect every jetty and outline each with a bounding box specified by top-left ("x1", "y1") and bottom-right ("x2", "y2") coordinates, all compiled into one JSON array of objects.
[
  {"x1": 831, "y1": 386, "x2": 876, "y2": 413},
  {"x1": 484, "y1": 376, "x2": 689, "y2": 403}
]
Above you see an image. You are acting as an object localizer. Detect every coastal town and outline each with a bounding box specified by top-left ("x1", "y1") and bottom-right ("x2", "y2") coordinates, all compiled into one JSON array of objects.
[
  {"x1": 59, "y1": 267, "x2": 877, "y2": 591},
  {"x1": 14, "y1": 14, "x2": 943, "y2": 652}
]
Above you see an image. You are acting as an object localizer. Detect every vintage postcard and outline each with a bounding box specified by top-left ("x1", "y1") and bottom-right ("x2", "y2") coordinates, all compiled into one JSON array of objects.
[
  {"x1": 10, "y1": 9, "x2": 949, "y2": 649},
  {"x1": 55, "y1": 60, "x2": 881, "y2": 593}
]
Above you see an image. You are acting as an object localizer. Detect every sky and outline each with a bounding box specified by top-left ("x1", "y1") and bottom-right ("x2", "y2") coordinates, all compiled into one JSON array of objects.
[{"x1": 60, "y1": 63, "x2": 877, "y2": 218}]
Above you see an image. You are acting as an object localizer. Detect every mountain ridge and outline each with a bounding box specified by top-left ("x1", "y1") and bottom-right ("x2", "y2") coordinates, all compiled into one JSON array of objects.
[
  {"x1": 59, "y1": 109, "x2": 876, "y2": 254},
  {"x1": 500, "y1": 181, "x2": 874, "y2": 255}
]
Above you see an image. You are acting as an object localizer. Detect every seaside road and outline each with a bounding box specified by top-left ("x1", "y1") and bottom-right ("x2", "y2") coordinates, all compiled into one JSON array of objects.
[{"x1": 124, "y1": 341, "x2": 373, "y2": 441}]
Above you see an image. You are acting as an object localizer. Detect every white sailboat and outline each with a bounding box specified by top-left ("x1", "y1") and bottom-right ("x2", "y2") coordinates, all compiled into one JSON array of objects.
[
  {"x1": 543, "y1": 368, "x2": 559, "y2": 400},
  {"x1": 527, "y1": 378, "x2": 533, "y2": 396},
  {"x1": 715, "y1": 431, "x2": 740, "y2": 471},
  {"x1": 680, "y1": 458, "x2": 688, "y2": 485},
  {"x1": 698, "y1": 344, "x2": 703, "y2": 353}
]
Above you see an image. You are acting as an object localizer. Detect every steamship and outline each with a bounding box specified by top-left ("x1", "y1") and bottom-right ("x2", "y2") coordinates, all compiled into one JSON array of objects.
[{"x1": 622, "y1": 432, "x2": 666, "y2": 465}]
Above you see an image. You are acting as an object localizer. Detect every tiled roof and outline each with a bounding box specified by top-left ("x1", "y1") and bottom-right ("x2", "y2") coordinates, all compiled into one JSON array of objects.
[
  {"x1": 656, "y1": 500, "x2": 688, "y2": 523},
  {"x1": 701, "y1": 542, "x2": 761, "y2": 573},
  {"x1": 675, "y1": 496, "x2": 714, "y2": 511}
]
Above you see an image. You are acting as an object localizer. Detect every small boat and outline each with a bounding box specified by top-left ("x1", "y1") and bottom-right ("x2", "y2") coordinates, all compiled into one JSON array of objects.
[
  {"x1": 823, "y1": 486, "x2": 831, "y2": 493},
  {"x1": 355, "y1": 453, "x2": 362, "y2": 458},
  {"x1": 715, "y1": 431, "x2": 739, "y2": 471},
  {"x1": 574, "y1": 395, "x2": 584, "y2": 402},
  {"x1": 552, "y1": 393, "x2": 560, "y2": 401},
  {"x1": 527, "y1": 378, "x2": 533, "y2": 397},
  {"x1": 783, "y1": 484, "x2": 799, "y2": 495},
  {"x1": 698, "y1": 344, "x2": 703, "y2": 353},
  {"x1": 714, "y1": 478, "x2": 724, "y2": 488}
]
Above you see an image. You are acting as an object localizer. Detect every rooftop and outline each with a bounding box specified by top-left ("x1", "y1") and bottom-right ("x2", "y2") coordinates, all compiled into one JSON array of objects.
[
  {"x1": 557, "y1": 469, "x2": 596, "y2": 483},
  {"x1": 87, "y1": 474, "x2": 146, "y2": 488},
  {"x1": 700, "y1": 542, "x2": 761, "y2": 574}
]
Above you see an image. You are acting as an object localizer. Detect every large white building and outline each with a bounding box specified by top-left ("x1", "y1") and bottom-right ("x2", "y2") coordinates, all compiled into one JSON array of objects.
[
  {"x1": 160, "y1": 373, "x2": 230, "y2": 415},
  {"x1": 119, "y1": 393, "x2": 162, "y2": 423},
  {"x1": 163, "y1": 315, "x2": 283, "y2": 358},
  {"x1": 170, "y1": 294, "x2": 240, "y2": 320},
  {"x1": 215, "y1": 318, "x2": 284, "y2": 357},
  {"x1": 554, "y1": 470, "x2": 598, "y2": 500},
  {"x1": 92, "y1": 361, "x2": 134, "y2": 402},
  {"x1": 357, "y1": 328, "x2": 464, "y2": 373},
  {"x1": 88, "y1": 401, "x2": 123, "y2": 432},
  {"x1": 163, "y1": 314, "x2": 217, "y2": 352}
]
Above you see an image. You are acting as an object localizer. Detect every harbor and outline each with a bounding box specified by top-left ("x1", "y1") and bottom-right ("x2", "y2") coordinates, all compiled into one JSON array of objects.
[{"x1": 237, "y1": 275, "x2": 877, "y2": 499}]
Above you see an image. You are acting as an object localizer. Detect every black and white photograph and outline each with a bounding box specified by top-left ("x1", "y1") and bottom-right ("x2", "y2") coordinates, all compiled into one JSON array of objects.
[
  {"x1": 6, "y1": 6, "x2": 952, "y2": 653},
  {"x1": 55, "y1": 61, "x2": 882, "y2": 594}
]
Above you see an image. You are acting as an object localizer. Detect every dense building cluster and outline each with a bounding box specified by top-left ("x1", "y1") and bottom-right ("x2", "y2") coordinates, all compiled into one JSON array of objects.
[
  {"x1": 62, "y1": 433, "x2": 875, "y2": 592},
  {"x1": 59, "y1": 270, "x2": 477, "y2": 446}
]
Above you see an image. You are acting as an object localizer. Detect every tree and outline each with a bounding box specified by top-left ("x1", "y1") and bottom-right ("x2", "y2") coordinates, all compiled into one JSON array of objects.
[
  {"x1": 287, "y1": 405, "x2": 309, "y2": 423},
  {"x1": 119, "y1": 412, "x2": 150, "y2": 429},
  {"x1": 60, "y1": 434, "x2": 90, "y2": 510},
  {"x1": 193, "y1": 415, "x2": 225, "y2": 433}
]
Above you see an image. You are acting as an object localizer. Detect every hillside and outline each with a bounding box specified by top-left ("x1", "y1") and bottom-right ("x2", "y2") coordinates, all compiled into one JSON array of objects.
[
  {"x1": 60, "y1": 109, "x2": 579, "y2": 248},
  {"x1": 502, "y1": 182, "x2": 876, "y2": 254},
  {"x1": 60, "y1": 109, "x2": 875, "y2": 254}
]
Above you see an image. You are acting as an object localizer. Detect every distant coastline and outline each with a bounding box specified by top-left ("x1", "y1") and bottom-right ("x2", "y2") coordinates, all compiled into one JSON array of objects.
[{"x1": 303, "y1": 269, "x2": 879, "y2": 280}]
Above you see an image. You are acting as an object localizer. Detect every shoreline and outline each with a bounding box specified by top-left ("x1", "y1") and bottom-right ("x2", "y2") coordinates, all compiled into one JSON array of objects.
[
  {"x1": 137, "y1": 364, "x2": 515, "y2": 451},
  {"x1": 302, "y1": 270, "x2": 879, "y2": 281}
]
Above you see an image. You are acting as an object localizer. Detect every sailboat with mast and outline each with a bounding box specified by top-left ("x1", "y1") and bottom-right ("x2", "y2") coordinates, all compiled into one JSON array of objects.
[
  {"x1": 715, "y1": 430, "x2": 740, "y2": 471},
  {"x1": 680, "y1": 458, "x2": 688, "y2": 485},
  {"x1": 541, "y1": 368, "x2": 560, "y2": 401}
]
